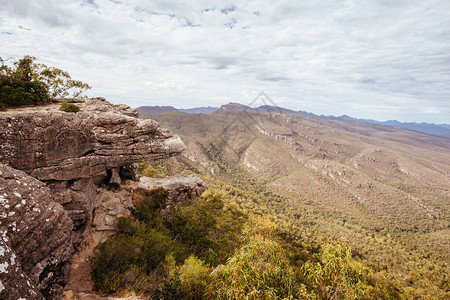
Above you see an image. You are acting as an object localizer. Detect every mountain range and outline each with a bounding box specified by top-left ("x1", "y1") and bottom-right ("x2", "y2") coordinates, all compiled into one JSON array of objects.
[
  {"x1": 136, "y1": 102, "x2": 450, "y2": 137},
  {"x1": 140, "y1": 105, "x2": 450, "y2": 297}
]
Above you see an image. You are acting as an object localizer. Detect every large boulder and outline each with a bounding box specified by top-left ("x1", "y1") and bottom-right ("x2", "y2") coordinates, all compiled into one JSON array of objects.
[
  {"x1": 0, "y1": 163, "x2": 73, "y2": 299},
  {"x1": 0, "y1": 97, "x2": 186, "y2": 181},
  {"x1": 125, "y1": 174, "x2": 207, "y2": 208}
]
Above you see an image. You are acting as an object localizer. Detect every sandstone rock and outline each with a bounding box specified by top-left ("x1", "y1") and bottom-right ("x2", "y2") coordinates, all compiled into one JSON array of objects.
[
  {"x1": 109, "y1": 167, "x2": 121, "y2": 186},
  {"x1": 0, "y1": 98, "x2": 186, "y2": 181},
  {"x1": 0, "y1": 97, "x2": 186, "y2": 244},
  {"x1": 47, "y1": 178, "x2": 97, "y2": 246},
  {"x1": 0, "y1": 232, "x2": 43, "y2": 299},
  {"x1": 91, "y1": 188, "x2": 133, "y2": 244},
  {"x1": 0, "y1": 163, "x2": 74, "y2": 299},
  {"x1": 125, "y1": 174, "x2": 207, "y2": 208},
  {"x1": 0, "y1": 98, "x2": 188, "y2": 297}
]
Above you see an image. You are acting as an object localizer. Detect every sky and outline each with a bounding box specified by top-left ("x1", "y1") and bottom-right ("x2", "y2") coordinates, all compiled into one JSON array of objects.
[{"x1": 1, "y1": 0, "x2": 449, "y2": 123}]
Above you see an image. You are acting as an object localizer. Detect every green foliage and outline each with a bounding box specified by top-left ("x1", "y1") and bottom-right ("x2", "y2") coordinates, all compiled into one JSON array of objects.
[
  {"x1": 206, "y1": 217, "x2": 312, "y2": 300},
  {"x1": 59, "y1": 101, "x2": 81, "y2": 112},
  {"x1": 177, "y1": 255, "x2": 210, "y2": 298},
  {"x1": 0, "y1": 56, "x2": 49, "y2": 107},
  {"x1": 138, "y1": 162, "x2": 169, "y2": 178},
  {"x1": 132, "y1": 187, "x2": 168, "y2": 226},
  {"x1": 91, "y1": 187, "x2": 243, "y2": 296},
  {"x1": 163, "y1": 191, "x2": 243, "y2": 265},
  {"x1": 39, "y1": 65, "x2": 91, "y2": 98},
  {"x1": 302, "y1": 243, "x2": 372, "y2": 299},
  {"x1": 151, "y1": 277, "x2": 184, "y2": 300},
  {"x1": 91, "y1": 189, "x2": 188, "y2": 294},
  {"x1": 0, "y1": 55, "x2": 90, "y2": 108}
]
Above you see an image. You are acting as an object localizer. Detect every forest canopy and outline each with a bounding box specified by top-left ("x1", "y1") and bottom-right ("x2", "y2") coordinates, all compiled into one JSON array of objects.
[{"x1": 0, "y1": 55, "x2": 90, "y2": 108}]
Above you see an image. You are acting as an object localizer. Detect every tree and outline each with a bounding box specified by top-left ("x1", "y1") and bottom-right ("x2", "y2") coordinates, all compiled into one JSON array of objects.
[{"x1": 0, "y1": 55, "x2": 90, "y2": 108}]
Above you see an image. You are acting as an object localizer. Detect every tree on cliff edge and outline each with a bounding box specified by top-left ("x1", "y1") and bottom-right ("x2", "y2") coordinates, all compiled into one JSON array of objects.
[{"x1": 0, "y1": 55, "x2": 91, "y2": 108}]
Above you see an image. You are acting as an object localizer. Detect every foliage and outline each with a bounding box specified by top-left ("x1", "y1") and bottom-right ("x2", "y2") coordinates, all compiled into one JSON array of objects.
[
  {"x1": 91, "y1": 187, "x2": 244, "y2": 296},
  {"x1": 177, "y1": 255, "x2": 210, "y2": 298},
  {"x1": 0, "y1": 55, "x2": 90, "y2": 108},
  {"x1": 302, "y1": 243, "x2": 372, "y2": 299},
  {"x1": 1, "y1": 56, "x2": 49, "y2": 107},
  {"x1": 91, "y1": 189, "x2": 188, "y2": 294},
  {"x1": 138, "y1": 162, "x2": 169, "y2": 178},
  {"x1": 38, "y1": 65, "x2": 90, "y2": 98},
  {"x1": 59, "y1": 101, "x2": 81, "y2": 112},
  {"x1": 206, "y1": 217, "x2": 308, "y2": 300},
  {"x1": 132, "y1": 187, "x2": 168, "y2": 227},
  {"x1": 164, "y1": 191, "x2": 244, "y2": 265}
]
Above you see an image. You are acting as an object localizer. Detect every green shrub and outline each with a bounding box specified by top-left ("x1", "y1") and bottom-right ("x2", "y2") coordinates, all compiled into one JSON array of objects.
[
  {"x1": 133, "y1": 187, "x2": 167, "y2": 226},
  {"x1": 91, "y1": 187, "x2": 245, "y2": 297},
  {"x1": 177, "y1": 255, "x2": 210, "y2": 298},
  {"x1": 59, "y1": 101, "x2": 81, "y2": 112},
  {"x1": 206, "y1": 217, "x2": 310, "y2": 299},
  {"x1": 302, "y1": 243, "x2": 373, "y2": 299},
  {"x1": 137, "y1": 162, "x2": 169, "y2": 178},
  {"x1": 151, "y1": 277, "x2": 184, "y2": 300}
]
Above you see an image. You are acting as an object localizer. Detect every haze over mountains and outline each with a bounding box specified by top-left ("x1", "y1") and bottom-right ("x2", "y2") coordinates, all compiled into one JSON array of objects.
[{"x1": 137, "y1": 103, "x2": 450, "y2": 137}]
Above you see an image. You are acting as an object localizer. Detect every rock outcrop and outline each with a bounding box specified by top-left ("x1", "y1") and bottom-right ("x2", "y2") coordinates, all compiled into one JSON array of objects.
[
  {"x1": 0, "y1": 97, "x2": 185, "y2": 181},
  {"x1": 0, "y1": 98, "x2": 188, "y2": 299},
  {"x1": 130, "y1": 174, "x2": 207, "y2": 208},
  {"x1": 0, "y1": 98, "x2": 186, "y2": 243},
  {"x1": 91, "y1": 188, "x2": 134, "y2": 244},
  {"x1": 0, "y1": 163, "x2": 73, "y2": 299},
  {"x1": 0, "y1": 234, "x2": 42, "y2": 300}
]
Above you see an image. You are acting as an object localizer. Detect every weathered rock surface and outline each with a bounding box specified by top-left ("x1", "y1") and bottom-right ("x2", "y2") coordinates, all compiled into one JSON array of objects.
[
  {"x1": 0, "y1": 233, "x2": 42, "y2": 299},
  {"x1": 91, "y1": 188, "x2": 134, "y2": 244},
  {"x1": 125, "y1": 174, "x2": 207, "y2": 208},
  {"x1": 0, "y1": 163, "x2": 74, "y2": 299},
  {"x1": 0, "y1": 98, "x2": 186, "y2": 242},
  {"x1": 0, "y1": 98, "x2": 190, "y2": 298},
  {"x1": 0, "y1": 97, "x2": 186, "y2": 181}
]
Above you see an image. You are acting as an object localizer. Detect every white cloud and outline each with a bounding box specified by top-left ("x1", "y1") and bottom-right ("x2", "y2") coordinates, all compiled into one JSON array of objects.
[{"x1": 1, "y1": 0, "x2": 449, "y2": 123}]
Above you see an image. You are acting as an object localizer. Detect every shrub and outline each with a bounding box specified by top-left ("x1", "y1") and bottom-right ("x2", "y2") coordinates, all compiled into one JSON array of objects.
[
  {"x1": 133, "y1": 187, "x2": 167, "y2": 226},
  {"x1": 177, "y1": 255, "x2": 210, "y2": 298},
  {"x1": 137, "y1": 162, "x2": 169, "y2": 178},
  {"x1": 302, "y1": 243, "x2": 373, "y2": 299},
  {"x1": 205, "y1": 217, "x2": 310, "y2": 299},
  {"x1": 59, "y1": 101, "x2": 81, "y2": 112}
]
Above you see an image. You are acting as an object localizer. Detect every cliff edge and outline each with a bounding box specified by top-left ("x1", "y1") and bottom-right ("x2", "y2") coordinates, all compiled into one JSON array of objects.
[{"x1": 0, "y1": 98, "x2": 187, "y2": 299}]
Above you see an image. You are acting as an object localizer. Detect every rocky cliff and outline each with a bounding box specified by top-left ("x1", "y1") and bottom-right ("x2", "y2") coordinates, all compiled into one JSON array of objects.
[{"x1": 0, "y1": 98, "x2": 196, "y2": 299}]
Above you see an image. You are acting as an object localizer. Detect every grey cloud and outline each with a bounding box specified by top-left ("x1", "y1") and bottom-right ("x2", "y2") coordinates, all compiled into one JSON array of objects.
[{"x1": 0, "y1": 0, "x2": 449, "y2": 123}]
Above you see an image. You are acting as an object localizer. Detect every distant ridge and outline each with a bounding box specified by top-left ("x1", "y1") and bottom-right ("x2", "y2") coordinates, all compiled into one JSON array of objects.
[
  {"x1": 220, "y1": 102, "x2": 296, "y2": 113},
  {"x1": 136, "y1": 106, "x2": 219, "y2": 115},
  {"x1": 179, "y1": 106, "x2": 219, "y2": 114},
  {"x1": 137, "y1": 103, "x2": 450, "y2": 137},
  {"x1": 336, "y1": 115, "x2": 450, "y2": 137},
  {"x1": 136, "y1": 106, "x2": 179, "y2": 114}
]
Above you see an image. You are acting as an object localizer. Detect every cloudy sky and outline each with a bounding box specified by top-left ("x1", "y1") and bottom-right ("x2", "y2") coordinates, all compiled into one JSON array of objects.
[{"x1": 1, "y1": 0, "x2": 449, "y2": 123}]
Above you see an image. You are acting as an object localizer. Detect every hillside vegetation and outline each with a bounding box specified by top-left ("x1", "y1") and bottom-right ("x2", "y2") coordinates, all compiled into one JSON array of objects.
[{"x1": 142, "y1": 109, "x2": 449, "y2": 298}]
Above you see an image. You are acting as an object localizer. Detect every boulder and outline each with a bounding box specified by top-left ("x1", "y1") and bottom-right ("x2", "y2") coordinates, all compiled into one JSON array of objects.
[
  {"x1": 0, "y1": 163, "x2": 73, "y2": 299},
  {"x1": 125, "y1": 174, "x2": 207, "y2": 208},
  {"x1": 0, "y1": 97, "x2": 186, "y2": 181}
]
